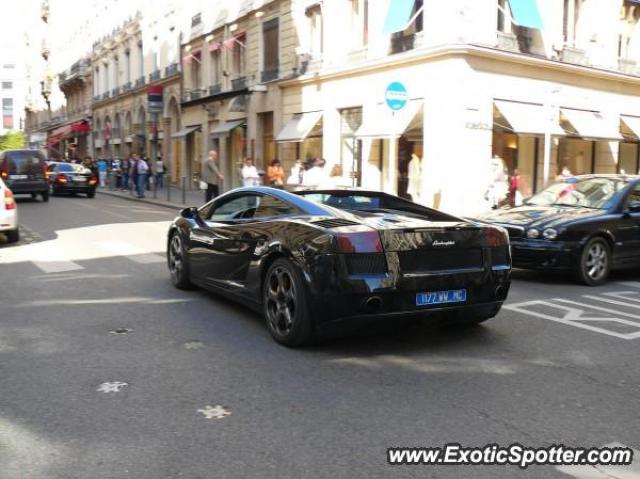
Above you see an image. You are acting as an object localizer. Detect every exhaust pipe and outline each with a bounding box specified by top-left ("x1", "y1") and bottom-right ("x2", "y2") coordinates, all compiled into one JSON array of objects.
[{"x1": 362, "y1": 296, "x2": 383, "y2": 314}]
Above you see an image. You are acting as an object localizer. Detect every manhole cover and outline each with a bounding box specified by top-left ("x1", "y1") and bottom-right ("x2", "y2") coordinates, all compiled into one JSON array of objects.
[
  {"x1": 184, "y1": 341, "x2": 204, "y2": 350},
  {"x1": 110, "y1": 328, "x2": 133, "y2": 335},
  {"x1": 198, "y1": 405, "x2": 231, "y2": 419},
  {"x1": 97, "y1": 381, "x2": 128, "y2": 393}
]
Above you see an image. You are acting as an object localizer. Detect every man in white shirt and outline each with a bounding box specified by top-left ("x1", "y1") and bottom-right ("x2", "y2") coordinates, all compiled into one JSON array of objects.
[
  {"x1": 241, "y1": 157, "x2": 260, "y2": 187},
  {"x1": 302, "y1": 158, "x2": 329, "y2": 187},
  {"x1": 135, "y1": 154, "x2": 149, "y2": 198}
]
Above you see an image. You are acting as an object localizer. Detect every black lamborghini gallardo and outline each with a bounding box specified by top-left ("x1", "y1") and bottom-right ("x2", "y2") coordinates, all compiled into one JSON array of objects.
[{"x1": 167, "y1": 187, "x2": 511, "y2": 346}]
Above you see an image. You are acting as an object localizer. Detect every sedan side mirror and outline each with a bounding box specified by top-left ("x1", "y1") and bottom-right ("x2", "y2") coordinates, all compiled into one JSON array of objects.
[
  {"x1": 628, "y1": 201, "x2": 640, "y2": 213},
  {"x1": 180, "y1": 206, "x2": 200, "y2": 219}
]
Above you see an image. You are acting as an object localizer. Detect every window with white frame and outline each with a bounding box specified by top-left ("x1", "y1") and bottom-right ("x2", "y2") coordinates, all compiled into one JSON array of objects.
[
  {"x1": 497, "y1": 0, "x2": 512, "y2": 33},
  {"x1": 232, "y1": 34, "x2": 246, "y2": 78},
  {"x1": 306, "y1": 4, "x2": 323, "y2": 57},
  {"x1": 191, "y1": 50, "x2": 202, "y2": 89},
  {"x1": 210, "y1": 48, "x2": 222, "y2": 86},
  {"x1": 563, "y1": 0, "x2": 582, "y2": 47}
]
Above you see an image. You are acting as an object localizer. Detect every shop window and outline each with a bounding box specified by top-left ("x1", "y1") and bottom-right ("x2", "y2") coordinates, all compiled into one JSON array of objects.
[{"x1": 262, "y1": 19, "x2": 279, "y2": 82}]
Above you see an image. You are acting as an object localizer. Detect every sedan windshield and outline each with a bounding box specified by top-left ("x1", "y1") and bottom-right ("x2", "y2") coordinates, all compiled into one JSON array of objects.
[{"x1": 526, "y1": 178, "x2": 626, "y2": 209}]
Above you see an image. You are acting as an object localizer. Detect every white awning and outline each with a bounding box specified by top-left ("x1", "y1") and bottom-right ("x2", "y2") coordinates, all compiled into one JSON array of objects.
[
  {"x1": 494, "y1": 100, "x2": 565, "y2": 136},
  {"x1": 355, "y1": 100, "x2": 422, "y2": 138},
  {"x1": 621, "y1": 115, "x2": 640, "y2": 139},
  {"x1": 171, "y1": 125, "x2": 201, "y2": 138},
  {"x1": 275, "y1": 111, "x2": 323, "y2": 143},
  {"x1": 210, "y1": 120, "x2": 245, "y2": 136},
  {"x1": 560, "y1": 108, "x2": 622, "y2": 140}
]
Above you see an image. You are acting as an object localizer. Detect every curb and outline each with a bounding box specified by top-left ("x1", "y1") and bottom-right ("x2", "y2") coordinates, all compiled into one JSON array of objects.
[{"x1": 97, "y1": 189, "x2": 189, "y2": 211}]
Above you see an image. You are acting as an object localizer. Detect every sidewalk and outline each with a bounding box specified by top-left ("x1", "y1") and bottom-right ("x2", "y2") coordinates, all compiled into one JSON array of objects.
[{"x1": 97, "y1": 184, "x2": 206, "y2": 210}]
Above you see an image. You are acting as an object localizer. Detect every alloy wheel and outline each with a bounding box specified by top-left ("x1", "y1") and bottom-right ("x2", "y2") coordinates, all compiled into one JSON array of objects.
[
  {"x1": 265, "y1": 266, "x2": 297, "y2": 337},
  {"x1": 168, "y1": 235, "x2": 183, "y2": 280},
  {"x1": 585, "y1": 242, "x2": 607, "y2": 281}
]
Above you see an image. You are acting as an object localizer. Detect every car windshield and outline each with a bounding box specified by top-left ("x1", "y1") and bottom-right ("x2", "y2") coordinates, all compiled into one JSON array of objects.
[
  {"x1": 298, "y1": 193, "x2": 382, "y2": 210},
  {"x1": 525, "y1": 178, "x2": 626, "y2": 209},
  {"x1": 56, "y1": 163, "x2": 91, "y2": 174}
]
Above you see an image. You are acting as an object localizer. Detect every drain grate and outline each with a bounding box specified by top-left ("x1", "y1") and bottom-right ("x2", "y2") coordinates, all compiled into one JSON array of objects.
[{"x1": 110, "y1": 328, "x2": 133, "y2": 335}]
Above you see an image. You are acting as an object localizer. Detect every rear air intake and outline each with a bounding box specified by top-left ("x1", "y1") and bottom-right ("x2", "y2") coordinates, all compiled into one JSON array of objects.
[{"x1": 311, "y1": 218, "x2": 360, "y2": 228}]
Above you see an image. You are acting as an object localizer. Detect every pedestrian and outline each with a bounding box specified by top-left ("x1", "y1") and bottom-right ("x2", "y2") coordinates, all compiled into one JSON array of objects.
[
  {"x1": 241, "y1": 157, "x2": 260, "y2": 187},
  {"x1": 508, "y1": 168, "x2": 523, "y2": 207},
  {"x1": 302, "y1": 157, "x2": 329, "y2": 187},
  {"x1": 287, "y1": 159, "x2": 304, "y2": 185},
  {"x1": 143, "y1": 155, "x2": 151, "y2": 191},
  {"x1": 135, "y1": 153, "x2": 149, "y2": 198},
  {"x1": 98, "y1": 158, "x2": 108, "y2": 187},
  {"x1": 130, "y1": 155, "x2": 138, "y2": 195},
  {"x1": 327, "y1": 164, "x2": 349, "y2": 187},
  {"x1": 155, "y1": 155, "x2": 165, "y2": 189},
  {"x1": 266, "y1": 159, "x2": 284, "y2": 188},
  {"x1": 202, "y1": 150, "x2": 224, "y2": 203},
  {"x1": 121, "y1": 156, "x2": 130, "y2": 190}
]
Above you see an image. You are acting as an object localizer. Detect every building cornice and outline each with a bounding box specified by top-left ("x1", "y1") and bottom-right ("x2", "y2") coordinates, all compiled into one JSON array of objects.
[{"x1": 279, "y1": 43, "x2": 640, "y2": 88}]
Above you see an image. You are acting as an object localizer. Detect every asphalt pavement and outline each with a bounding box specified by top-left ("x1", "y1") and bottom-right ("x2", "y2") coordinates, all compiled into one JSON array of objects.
[{"x1": 1, "y1": 193, "x2": 639, "y2": 479}]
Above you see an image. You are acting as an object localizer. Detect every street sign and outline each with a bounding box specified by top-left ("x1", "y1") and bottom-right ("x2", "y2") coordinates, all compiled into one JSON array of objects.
[
  {"x1": 147, "y1": 85, "x2": 164, "y2": 113},
  {"x1": 385, "y1": 81, "x2": 408, "y2": 111}
]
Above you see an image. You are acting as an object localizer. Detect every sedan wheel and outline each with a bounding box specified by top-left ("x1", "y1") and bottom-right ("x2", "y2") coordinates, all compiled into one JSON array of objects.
[
  {"x1": 263, "y1": 258, "x2": 312, "y2": 346},
  {"x1": 168, "y1": 233, "x2": 192, "y2": 289},
  {"x1": 578, "y1": 238, "x2": 610, "y2": 286}
]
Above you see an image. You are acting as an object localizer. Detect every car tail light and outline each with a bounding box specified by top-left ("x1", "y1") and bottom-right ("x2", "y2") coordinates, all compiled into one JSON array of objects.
[
  {"x1": 335, "y1": 231, "x2": 384, "y2": 253},
  {"x1": 88, "y1": 176, "x2": 98, "y2": 185},
  {"x1": 42, "y1": 163, "x2": 49, "y2": 180},
  {"x1": 487, "y1": 227, "x2": 509, "y2": 247},
  {"x1": 55, "y1": 174, "x2": 68, "y2": 184},
  {"x1": 0, "y1": 159, "x2": 7, "y2": 179},
  {"x1": 4, "y1": 189, "x2": 16, "y2": 210}
]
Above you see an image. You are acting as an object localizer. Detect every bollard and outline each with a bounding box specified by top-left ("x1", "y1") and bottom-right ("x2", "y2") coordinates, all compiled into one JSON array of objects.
[{"x1": 181, "y1": 176, "x2": 186, "y2": 205}]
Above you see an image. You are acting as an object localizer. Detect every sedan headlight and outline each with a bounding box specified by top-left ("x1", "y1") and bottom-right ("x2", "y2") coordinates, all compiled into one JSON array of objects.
[
  {"x1": 526, "y1": 228, "x2": 540, "y2": 239},
  {"x1": 542, "y1": 228, "x2": 558, "y2": 240}
]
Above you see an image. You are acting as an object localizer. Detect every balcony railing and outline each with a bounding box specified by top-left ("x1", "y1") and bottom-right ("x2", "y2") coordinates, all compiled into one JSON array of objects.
[
  {"x1": 122, "y1": 81, "x2": 132, "y2": 92},
  {"x1": 92, "y1": 95, "x2": 101, "y2": 102},
  {"x1": 390, "y1": 33, "x2": 415, "y2": 54},
  {"x1": 149, "y1": 70, "x2": 161, "y2": 82},
  {"x1": 111, "y1": 127, "x2": 121, "y2": 139},
  {"x1": 111, "y1": 86, "x2": 120, "y2": 96},
  {"x1": 134, "y1": 76, "x2": 145, "y2": 88},
  {"x1": 165, "y1": 63, "x2": 179, "y2": 77},
  {"x1": 232, "y1": 76, "x2": 248, "y2": 89},
  {"x1": 101, "y1": 92, "x2": 110, "y2": 100},
  {"x1": 209, "y1": 84, "x2": 221, "y2": 95}
]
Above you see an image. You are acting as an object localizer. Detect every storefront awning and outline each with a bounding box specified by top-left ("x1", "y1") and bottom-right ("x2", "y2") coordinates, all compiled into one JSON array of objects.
[
  {"x1": 275, "y1": 111, "x2": 323, "y2": 143},
  {"x1": 47, "y1": 124, "x2": 73, "y2": 145},
  {"x1": 560, "y1": 108, "x2": 623, "y2": 141},
  {"x1": 383, "y1": 0, "x2": 416, "y2": 34},
  {"x1": 210, "y1": 120, "x2": 245, "y2": 136},
  {"x1": 71, "y1": 121, "x2": 90, "y2": 134},
  {"x1": 171, "y1": 125, "x2": 200, "y2": 139},
  {"x1": 355, "y1": 100, "x2": 422, "y2": 138},
  {"x1": 494, "y1": 100, "x2": 565, "y2": 136},
  {"x1": 621, "y1": 115, "x2": 640, "y2": 140},
  {"x1": 508, "y1": 0, "x2": 543, "y2": 30}
]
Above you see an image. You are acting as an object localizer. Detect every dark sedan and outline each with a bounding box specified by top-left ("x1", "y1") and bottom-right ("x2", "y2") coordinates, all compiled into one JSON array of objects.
[
  {"x1": 48, "y1": 163, "x2": 97, "y2": 198},
  {"x1": 167, "y1": 187, "x2": 511, "y2": 346},
  {"x1": 479, "y1": 175, "x2": 640, "y2": 285}
]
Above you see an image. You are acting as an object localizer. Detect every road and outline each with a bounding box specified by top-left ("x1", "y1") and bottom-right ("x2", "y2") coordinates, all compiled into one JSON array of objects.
[{"x1": 1, "y1": 193, "x2": 639, "y2": 479}]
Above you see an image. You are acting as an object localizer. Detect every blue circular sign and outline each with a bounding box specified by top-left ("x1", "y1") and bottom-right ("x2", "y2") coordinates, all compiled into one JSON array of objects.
[{"x1": 385, "y1": 82, "x2": 408, "y2": 111}]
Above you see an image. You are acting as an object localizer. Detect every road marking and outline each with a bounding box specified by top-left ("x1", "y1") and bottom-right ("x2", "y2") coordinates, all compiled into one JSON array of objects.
[
  {"x1": 31, "y1": 260, "x2": 84, "y2": 274},
  {"x1": 556, "y1": 442, "x2": 640, "y2": 479},
  {"x1": 504, "y1": 296, "x2": 640, "y2": 340},
  {"x1": 97, "y1": 239, "x2": 165, "y2": 264},
  {"x1": 617, "y1": 281, "x2": 640, "y2": 289},
  {"x1": 96, "y1": 382, "x2": 128, "y2": 393},
  {"x1": 198, "y1": 405, "x2": 231, "y2": 419}
]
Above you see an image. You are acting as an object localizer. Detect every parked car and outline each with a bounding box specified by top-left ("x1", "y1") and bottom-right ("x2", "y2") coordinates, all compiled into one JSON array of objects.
[
  {"x1": 48, "y1": 163, "x2": 98, "y2": 198},
  {"x1": 166, "y1": 187, "x2": 511, "y2": 346},
  {"x1": 0, "y1": 149, "x2": 49, "y2": 202},
  {"x1": 45, "y1": 161, "x2": 67, "y2": 181},
  {"x1": 478, "y1": 174, "x2": 640, "y2": 285},
  {"x1": 0, "y1": 177, "x2": 19, "y2": 243}
]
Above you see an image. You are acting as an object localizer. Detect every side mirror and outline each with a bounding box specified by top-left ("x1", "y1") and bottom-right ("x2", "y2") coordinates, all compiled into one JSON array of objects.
[
  {"x1": 628, "y1": 201, "x2": 640, "y2": 213},
  {"x1": 180, "y1": 206, "x2": 200, "y2": 219}
]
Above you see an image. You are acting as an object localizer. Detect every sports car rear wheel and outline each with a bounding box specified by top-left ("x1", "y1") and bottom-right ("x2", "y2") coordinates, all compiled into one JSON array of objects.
[
  {"x1": 263, "y1": 258, "x2": 312, "y2": 346},
  {"x1": 168, "y1": 232, "x2": 193, "y2": 290},
  {"x1": 577, "y1": 237, "x2": 610, "y2": 286}
]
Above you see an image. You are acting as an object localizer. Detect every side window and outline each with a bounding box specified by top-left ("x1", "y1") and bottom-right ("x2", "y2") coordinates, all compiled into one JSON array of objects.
[
  {"x1": 253, "y1": 195, "x2": 298, "y2": 218},
  {"x1": 626, "y1": 184, "x2": 640, "y2": 208},
  {"x1": 207, "y1": 194, "x2": 260, "y2": 221}
]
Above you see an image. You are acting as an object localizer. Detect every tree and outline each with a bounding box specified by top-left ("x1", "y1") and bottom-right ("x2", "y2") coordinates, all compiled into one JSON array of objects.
[{"x1": 0, "y1": 130, "x2": 26, "y2": 151}]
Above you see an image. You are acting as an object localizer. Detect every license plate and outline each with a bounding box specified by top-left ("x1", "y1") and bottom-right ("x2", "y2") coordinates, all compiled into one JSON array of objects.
[
  {"x1": 416, "y1": 289, "x2": 467, "y2": 306},
  {"x1": 74, "y1": 176, "x2": 87, "y2": 182},
  {"x1": 9, "y1": 174, "x2": 27, "y2": 180}
]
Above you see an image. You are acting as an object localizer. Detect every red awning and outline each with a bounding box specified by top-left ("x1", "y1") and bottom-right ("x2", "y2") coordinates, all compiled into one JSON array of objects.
[
  {"x1": 47, "y1": 124, "x2": 73, "y2": 145},
  {"x1": 208, "y1": 42, "x2": 221, "y2": 52},
  {"x1": 223, "y1": 33, "x2": 245, "y2": 50},
  {"x1": 71, "y1": 121, "x2": 90, "y2": 133}
]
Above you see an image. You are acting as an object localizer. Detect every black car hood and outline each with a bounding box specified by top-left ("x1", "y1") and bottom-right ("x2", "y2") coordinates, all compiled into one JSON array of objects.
[{"x1": 480, "y1": 205, "x2": 606, "y2": 229}]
